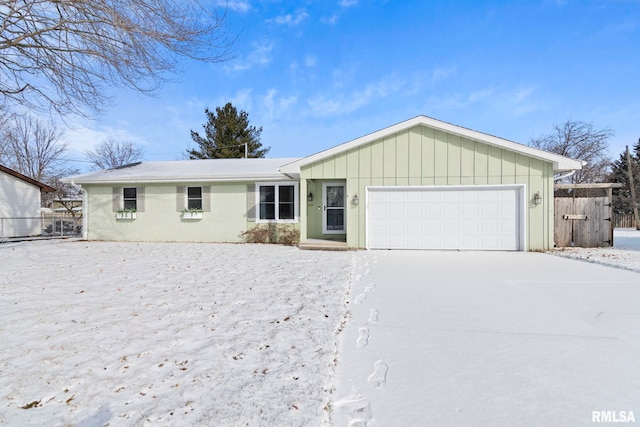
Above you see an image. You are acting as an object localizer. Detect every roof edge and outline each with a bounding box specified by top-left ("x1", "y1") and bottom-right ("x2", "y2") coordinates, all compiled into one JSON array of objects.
[
  {"x1": 62, "y1": 174, "x2": 297, "y2": 185},
  {"x1": 0, "y1": 164, "x2": 56, "y2": 192},
  {"x1": 279, "y1": 115, "x2": 584, "y2": 174}
]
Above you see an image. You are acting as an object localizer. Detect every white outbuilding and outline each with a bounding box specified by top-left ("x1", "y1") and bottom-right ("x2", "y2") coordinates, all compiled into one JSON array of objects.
[{"x1": 1, "y1": 164, "x2": 55, "y2": 239}]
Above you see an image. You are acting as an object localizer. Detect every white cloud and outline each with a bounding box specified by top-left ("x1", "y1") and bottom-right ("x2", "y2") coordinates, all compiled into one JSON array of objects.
[
  {"x1": 431, "y1": 66, "x2": 457, "y2": 82},
  {"x1": 307, "y1": 75, "x2": 405, "y2": 117},
  {"x1": 321, "y1": 14, "x2": 339, "y2": 25},
  {"x1": 339, "y1": 0, "x2": 359, "y2": 7},
  {"x1": 304, "y1": 55, "x2": 317, "y2": 67},
  {"x1": 262, "y1": 89, "x2": 297, "y2": 118},
  {"x1": 231, "y1": 40, "x2": 274, "y2": 71},
  {"x1": 270, "y1": 10, "x2": 309, "y2": 27},
  {"x1": 220, "y1": 1, "x2": 251, "y2": 13},
  {"x1": 230, "y1": 89, "x2": 254, "y2": 110},
  {"x1": 431, "y1": 85, "x2": 537, "y2": 117}
]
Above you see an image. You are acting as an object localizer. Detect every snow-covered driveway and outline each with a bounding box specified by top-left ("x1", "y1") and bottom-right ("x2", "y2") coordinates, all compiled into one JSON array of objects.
[{"x1": 335, "y1": 249, "x2": 640, "y2": 426}]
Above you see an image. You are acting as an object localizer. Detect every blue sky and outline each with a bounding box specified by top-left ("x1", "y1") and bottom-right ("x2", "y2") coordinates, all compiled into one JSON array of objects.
[{"x1": 64, "y1": 0, "x2": 640, "y2": 171}]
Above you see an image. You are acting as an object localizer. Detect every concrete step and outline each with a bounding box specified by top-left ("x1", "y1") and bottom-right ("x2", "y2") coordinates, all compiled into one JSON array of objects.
[{"x1": 298, "y1": 239, "x2": 349, "y2": 251}]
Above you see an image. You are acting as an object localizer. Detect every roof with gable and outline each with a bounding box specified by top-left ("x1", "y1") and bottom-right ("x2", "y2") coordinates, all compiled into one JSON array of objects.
[
  {"x1": 63, "y1": 116, "x2": 584, "y2": 185},
  {"x1": 279, "y1": 116, "x2": 585, "y2": 176}
]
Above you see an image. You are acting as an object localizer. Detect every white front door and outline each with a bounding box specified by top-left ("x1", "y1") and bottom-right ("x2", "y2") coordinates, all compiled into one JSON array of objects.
[{"x1": 323, "y1": 182, "x2": 346, "y2": 234}]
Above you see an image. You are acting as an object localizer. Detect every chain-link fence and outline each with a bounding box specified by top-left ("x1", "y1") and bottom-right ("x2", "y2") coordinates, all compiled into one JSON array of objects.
[{"x1": 0, "y1": 213, "x2": 82, "y2": 242}]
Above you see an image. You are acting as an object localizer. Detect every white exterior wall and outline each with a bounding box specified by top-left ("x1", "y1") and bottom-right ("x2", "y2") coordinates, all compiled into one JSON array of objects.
[{"x1": 0, "y1": 171, "x2": 42, "y2": 237}]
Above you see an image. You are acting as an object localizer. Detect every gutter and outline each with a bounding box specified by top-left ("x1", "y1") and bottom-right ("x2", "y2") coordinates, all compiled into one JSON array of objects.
[{"x1": 61, "y1": 174, "x2": 298, "y2": 186}]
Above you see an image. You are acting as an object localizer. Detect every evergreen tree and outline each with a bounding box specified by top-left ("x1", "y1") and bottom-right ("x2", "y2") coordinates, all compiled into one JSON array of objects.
[
  {"x1": 608, "y1": 139, "x2": 640, "y2": 213},
  {"x1": 187, "y1": 103, "x2": 270, "y2": 159}
]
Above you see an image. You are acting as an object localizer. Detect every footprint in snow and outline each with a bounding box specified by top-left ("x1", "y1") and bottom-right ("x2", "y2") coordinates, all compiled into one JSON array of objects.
[
  {"x1": 364, "y1": 283, "x2": 375, "y2": 293},
  {"x1": 354, "y1": 293, "x2": 367, "y2": 304},
  {"x1": 334, "y1": 394, "x2": 372, "y2": 420},
  {"x1": 368, "y1": 309, "x2": 379, "y2": 323},
  {"x1": 368, "y1": 360, "x2": 388, "y2": 388},
  {"x1": 356, "y1": 327, "x2": 369, "y2": 348}
]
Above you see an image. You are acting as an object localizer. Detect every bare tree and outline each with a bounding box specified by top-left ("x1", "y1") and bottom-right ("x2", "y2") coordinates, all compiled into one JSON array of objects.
[
  {"x1": 529, "y1": 119, "x2": 613, "y2": 183},
  {"x1": 0, "y1": 0, "x2": 232, "y2": 117},
  {"x1": 1, "y1": 115, "x2": 79, "y2": 206},
  {"x1": 85, "y1": 138, "x2": 145, "y2": 170},
  {"x1": 3, "y1": 115, "x2": 67, "y2": 181},
  {"x1": 0, "y1": 107, "x2": 11, "y2": 164}
]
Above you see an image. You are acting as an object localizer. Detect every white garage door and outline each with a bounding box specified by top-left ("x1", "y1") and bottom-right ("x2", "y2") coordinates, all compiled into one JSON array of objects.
[{"x1": 367, "y1": 185, "x2": 524, "y2": 251}]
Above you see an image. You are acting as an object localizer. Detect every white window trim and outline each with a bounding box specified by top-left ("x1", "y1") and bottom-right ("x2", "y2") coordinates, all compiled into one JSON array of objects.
[{"x1": 255, "y1": 181, "x2": 299, "y2": 223}]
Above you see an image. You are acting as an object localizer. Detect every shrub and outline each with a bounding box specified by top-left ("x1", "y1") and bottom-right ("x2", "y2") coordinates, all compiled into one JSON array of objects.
[{"x1": 241, "y1": 224, "x2": 300, "y2": 246}]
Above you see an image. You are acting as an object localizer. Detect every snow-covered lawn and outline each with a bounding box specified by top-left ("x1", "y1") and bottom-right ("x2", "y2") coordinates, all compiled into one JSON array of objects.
[
  {"x1": 0, "y1": 241, "x2": 353, "y2": 426},
  {"x1": 550, "y1": 228, "x2": 640, "y2": 273},
  {"x1": 2, "y1": 230, "x2": 639, "y2": 426}
]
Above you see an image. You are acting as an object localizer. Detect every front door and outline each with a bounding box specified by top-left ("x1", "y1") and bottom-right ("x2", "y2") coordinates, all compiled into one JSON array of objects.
[{"x1": 323, "y1": 182, "x2": 346, "y2": 234}]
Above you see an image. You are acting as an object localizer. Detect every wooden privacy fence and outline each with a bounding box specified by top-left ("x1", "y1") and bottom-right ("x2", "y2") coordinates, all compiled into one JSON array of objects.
[
  {"x1": 614, "y1": 213, "x2": 636, "y2": 228},
  {"x1": 554, "y1": 197, "x2": 610, "y2": 247},
  {"x1": 554, "y1": 183, "x2": 622, "y2": 248}
]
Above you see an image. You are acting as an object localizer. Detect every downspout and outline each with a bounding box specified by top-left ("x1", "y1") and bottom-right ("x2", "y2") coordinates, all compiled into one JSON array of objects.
[
  {"x1": 82, "y1": 187, "x2": 88, "y2": 240},
  {"x1": 70, "y1": 180, "x2": 88, "y2": 240}
]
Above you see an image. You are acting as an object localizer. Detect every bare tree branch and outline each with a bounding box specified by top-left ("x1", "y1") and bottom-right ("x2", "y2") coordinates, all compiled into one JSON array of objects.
[
  {"x1": 85, "y1": 137, "x2": 144, "y2": 170},
  {"x1": 1, "y1": 114, "x2": 79, "y2": 206},
  {"x1": 529, "y1": 119, "x2": 613, "y2": 183},
  {"x1": 0, "y1": 0, "x2": 233, "y2": 117}
]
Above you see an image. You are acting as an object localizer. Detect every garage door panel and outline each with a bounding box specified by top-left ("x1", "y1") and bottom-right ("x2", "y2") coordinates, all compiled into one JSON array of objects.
[
  {"x1": 443, "y1": 203, "x2": 459, "y2": 216},
  {"x1": 461, "y1": 204, "x2": 478, "y2": 216},
  {"x1": 388, "y1": 204, "x2": 404, "y2": 217},
  {"x1": 480, "y1": 219, "x2": 499, "y2": 233},
  {"x1": 460, "y1": 220, "x2": 479, "y2": 233},
  {"x1": 367, "y1": 186, "x2": 522, "y2": 251},
  {"x1": 424, "y1": 204, "x2": 440, "y2": 216},
  {"x1": 406, "y1": 219, "x2": 422, "y2": 232},
  {"x1": 405, "y1": 203, "x2": 422, "y2": 217},
  {"x1": 481, "y1": 203, "x2": 498, "y2": 216},
  {"x1": 388, "y1": 219, "x2": 404, "y2": 233},
  {"x1": 388, "y1": 191, "x2": 405, "y2": 201}
]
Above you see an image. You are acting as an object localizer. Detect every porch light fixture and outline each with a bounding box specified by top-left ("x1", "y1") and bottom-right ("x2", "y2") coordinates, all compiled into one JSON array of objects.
[
  {"x1": 533, "y1": 191, "x2": 542, "y2": 205},
  {"x1": 352, "y1": 193, "x2": 359, "y2": 207},
  {"x1": 308, "y1": 192, "x2": 314, "y2": 202}
]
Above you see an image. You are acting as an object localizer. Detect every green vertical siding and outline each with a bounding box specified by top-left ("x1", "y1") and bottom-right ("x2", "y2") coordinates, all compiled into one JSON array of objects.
[{"x1": 300, "y1": 124, "x2": 555, "y2": 250}]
